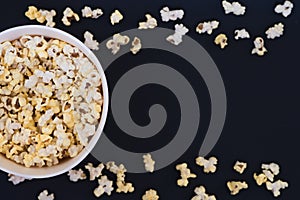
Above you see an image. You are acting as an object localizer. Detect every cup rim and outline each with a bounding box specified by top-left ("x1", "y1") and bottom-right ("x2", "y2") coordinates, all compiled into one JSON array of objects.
[{"x1": 0, "y1": 25, "x2": 109, "y2": 179}]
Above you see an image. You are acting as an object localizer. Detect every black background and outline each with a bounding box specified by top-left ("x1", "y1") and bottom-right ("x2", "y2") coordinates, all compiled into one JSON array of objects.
[{"x1": 0, "y1": 0, "x2": 299, "y2": 199}]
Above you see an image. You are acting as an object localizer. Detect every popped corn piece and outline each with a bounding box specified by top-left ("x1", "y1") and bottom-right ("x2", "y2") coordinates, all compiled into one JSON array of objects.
[
  {"x1": 81, "y1": 6, "x2": 103, "y2": 18},
  {"x1": 196, "y1": 20, "x2": 219, "y2": 35},
  {"x1": 233, "y1": 161, "x2": 247, "y2": 174},
  {"x1": 94, "y1": 176, "x2": 114, "y2": 197},
  {"x1": 160, "y1": 6, "x2": 184, "y2": 22},
  {"x1": 74, "y1": 123, "x2": 95, "y2": 146},
  {"x1": 191, "y1": 185, "x2": 216, "y2": 200},
  {"x1": 222, "y1": 0, "x2": 246, "y2": 15},
  {"x1": 262, "y1": 169, "x2": 275, "y2": 182},
  {"x1": 24, "y1": 75, "x2": 38, "y2": 88},
  {"x1": 39, "y1": 9, "x2": 56, "y2": 27},
  {"x1": 166, "y1": 24, "x2": 189, "y2": 45},
  {"x1": 142, "y1": 189, "x2": 159, "y2": 200},
  {"x1": 85, "y1": 162, "x2": 105, "y2": 181},
  {"x1": 25, "y1": 6, "x2": 40, "y2": 20},
  {"x1": 214, "y1": 34, "x2": 228, "y2": 49},
  {"x1": 106, "y1": 33, "x2": 130, "y2": 55},
  {"x1": 68, "y1": 169, "x2": 87, "y2": 182},
  {"x1": 130, "y1": 37, "x2": 142, "y2": 54},
  {"x1": 38, "y1": 190, "x2": 55, "y2": 200},
  {"x1": 143, "y1": 153, "x2": 155, "y2": 173},
  {"x1": 138, "y1": 14, "x2": 157, "y2": 29},
  {"x1": 38, "y1": 109, "x2": 54, "y2": 127},
  {"x1": 176, "y1": 163, "x2": 197, "y2": 187},
  {"x1": 83, "y1": 31, "x2": 99, "y2": 50},
  {"x1": 261, "y1": 163, "x2": 280, "y2": 175},
  {"x1": 110, "y1": 10, "x2": 123, "y2": 25},
  {"x1": 266, "y1": 180, "x2": 288, "y2": 197},
  {"x1": 227, "y1": 181, "x2": 248, "y2": 195},
  {"x1": 195, "y1": 156, "x2": 218, "y2": 173},
  {"x1": 275, "y1": 0, "x2": 294, "y2": 17},
  {"x1": 234, "y1": 28, "x2": 250, "y2": 40},
  {"x1": 265, "y1": 23, "x2": 284, "y2": 39},
  {"x1": 67, "y1": 144, "x2": 83, "y2": 158},
  {"x1": 106, "y1": 161, "x2": 127, "y2": 174},
  {"x1": 8, "y1": 174, "x2": 31, "y2": 185},
  {"x1": 62, "y1": 7, "x2": 80, "y2": 26},
  {"x1": 116, "y1": 179, "x2": 135, "y2": 193},
  {"x1": 253, "y1": 173, "x2": 268, "y2": 186},
  {"x1": 251, "y1": 37, "x2": 267, "y2": 56}
]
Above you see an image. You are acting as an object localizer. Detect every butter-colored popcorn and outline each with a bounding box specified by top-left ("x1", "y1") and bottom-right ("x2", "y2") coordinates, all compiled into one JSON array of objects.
[
  {"x1": 81, "y1": 6, "x2": 103, "y2": 18},
  {"x1": 25, "y1": 6, "x2": 41, "y2": 20},
  {"x1": 68, "y1": 169, "x2": 87, "y2": 182},
  {"x1": 275, "y1": 0, "x2": 293, "y2": 17},
  {"x1": 214, "y1": 34, "x2": 228, "y2": 49},
  {"x1": 196, "y1": 20, "x2": 219, "y2": 35},
  {"x1": 266, "y1": 180, "x2": 288, "y2": 197},
  {"x1": 138, "y1": 14, "x2": 157, "y2": 29},
  {"x1": 84, "y1": 31, "x2": 99, "y2": 50},
  {"x1": 265, "y1": 23, "x2": 284, "y2": 39},
  {"x1": 234, "y1": 28, "x2": 250, "y2": 40},
  {"x1": 195, "y1": 156, "x2": 218, "y2": 173},
  {"x1": 166, "y1": 24, "x2": 189, "y2": 45},
  {"x1": 38, "y1": 190, "x2": 55, "y2": 200},
  {"x1": 142, "y1": 189, "x2": 159, "y2": 200},
  {"x1": 8, "y1": 174, "x2": 31, "y2": 185},
  {"x1": 85, "y1": 162, "x2": 105, "y2": 181},
  {"x1": 253, "y1": 173, "x2": 268, "y2": 186},
  {"x1": 106, "y1": 161, "x2": 127, "y2": 174},
  {"x1": 110, "y1": 10, "x2": 123, "y2": 25},
  {"x1": 143, "y1": 153, "x2": 155, "y2": 173},
  {"x1": 222, "y1": 0, "x2": 246, "y2": 15},
  {"x1": 176, "y1": 163, "x2": 197, "y2": 187},
  {"x1": 233, "y1": 161, "x2": 247, "y2": 174},
  {"x1": 106, "y1": 33, "x2": 130, "y2": 55},
  {"x1": 191, "y1": 185, "x2": 216, "y2": 200},
  {"x1": 251, "y1": 37, "x2": 267, "y2": 56},
  {"x1": 160, "y1": 6, "x2": 184, "y2": 22},
  {"x1": 130, "y1": 37, "x2": 142, "y2": 54},
  {"x1": 227, "y1": 181, "x2": 248, "y2": 195},
  {"x1": 62, "y1": 7, "x2": 80, "y2": 26},
  {"x1": 94, "y1": 176, "x2": 114, "y2": 197}
]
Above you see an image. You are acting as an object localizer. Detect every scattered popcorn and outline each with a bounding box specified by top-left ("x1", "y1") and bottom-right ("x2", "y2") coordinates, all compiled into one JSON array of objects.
[
  {"x1": 0, "y1": 35, "x2": 103, "y2": 167},
  {"x1": 234, "y1": 28, "x2": 250, "y2": 40},
  {"x1": 233, "y1": 161, "x2": 247, "y2": 174},
  {"x1": 142, "y1": 189, "x2": 159, "y2": 200},
  {"x1": 253, "y1": 173, "x2": 268, "y2": 186},
  {"x1": 251, "y1": 37, "x2": 267, "y2": 56},
  {"x1": 25, "y1": 6, "x2": 40, "y2": 20},
  {"x1": 227, "y1": 181, "x2": 248, "y2": 195},
  {"x1": 266, "y1": 180, "x2": 288, "y2": 197},
  {"x1": 195, "y1": 156, "x2": 218, "y2": 173},
  {"x1": 263, "y1": 169, "x2": 275, "y2": 182},
  {"x1": 138, "y1": 14, "x2": 158, "y2": 29},
  {"x1": 196, "y1": 20, "x2": 219, "y2": 35},
  {"x1": 160, "y1": 7, "x2": 184, "y2": 22},
  {"x1": 85, "y1": 162, "x2": 105, "y2": 181},
  {"x1": 110, "y1": 10, "x2": 123, "y2": 25},
  {"x1": 39, "y1": 9, "x2": 56, "y2": 27},
  {"x1": 81, "y1": 6, "x2": 103, "y2": 19},
  {"x1": 94, "y1": 175, "x2": 114, "y2": 197},
  {"x1": 275, "y1": 0, "x2": 294, "y2": 17},
  {"x1": 222, "y1": 0, "x2": 246, "y2": 15},
  {"x1": 214, "y1": 34, "x2": 228, "y2": 49},
  {"x1": 62, "y1": 7, "x2": 80, "y2": 26},
  {"x1": 143, "y1": 153, "x2": 155, "y2": 173},
  {"x1": 8, "y1": 174, "x2": 31, "y2": 185},
  {"x1": 130, "y1": 37, "x2": 142, "y2": 54},
  {"x1": 261, "y1": 163, "x2": 280, "y2": 175},
  {"x1": 265, "y1": 23, "x2": 284, "y2": 39},
  {"x1": 83, "y1": 31, "x2": 99, "y2": 50},
  {"x1": 191, "y1": 185, "x2": 216, "y2": 200},
  {"x1": 38, "y1": 190, "x2": 54, "y2": 200},
  {"x1": 68, "y1": 169, "x2": 87, "y2": 182},
  {"x1": 106, "y1": 33, "x2": 130, "y2": 55},
  {"x1": 176, "y1": 163, "x2": 197, "y2": 187},
  {"x1": 166, "y1": 24, "x2": 189, "y2": 45}
]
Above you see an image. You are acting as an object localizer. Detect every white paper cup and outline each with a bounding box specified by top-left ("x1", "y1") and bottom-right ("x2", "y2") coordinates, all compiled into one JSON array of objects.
[{"x1": 0, "y1": 25, "x2": 109, "y2": 179}]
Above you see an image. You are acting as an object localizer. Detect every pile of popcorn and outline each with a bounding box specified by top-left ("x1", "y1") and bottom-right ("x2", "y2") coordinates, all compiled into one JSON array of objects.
[{"x1": 0, "y1": 35, "x2": 103, "y2": 167}]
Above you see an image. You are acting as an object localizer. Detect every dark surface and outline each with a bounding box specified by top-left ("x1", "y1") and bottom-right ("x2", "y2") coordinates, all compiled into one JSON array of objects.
[{"x1": 0, "y1": 0, "x2": 299, "y2": 199}]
